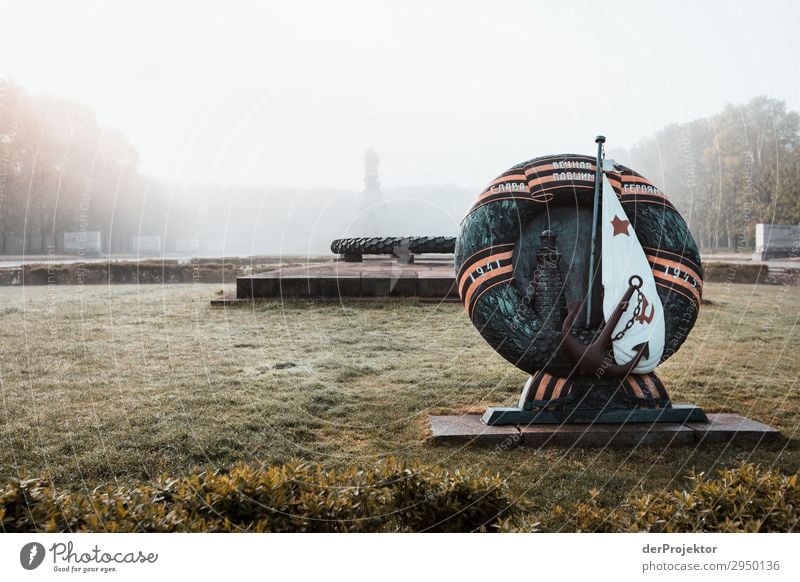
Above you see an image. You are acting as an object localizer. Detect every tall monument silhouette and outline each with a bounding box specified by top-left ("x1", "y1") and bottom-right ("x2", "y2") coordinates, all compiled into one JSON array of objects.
[{"x1": 355, "y1": 148, "x2": 384, "y2": 235}]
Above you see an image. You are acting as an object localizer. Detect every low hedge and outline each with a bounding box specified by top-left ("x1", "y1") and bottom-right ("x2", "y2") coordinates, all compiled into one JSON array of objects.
[
  {"x1": 0, "y1": 459, "x2": 516, "y2": 532},
  {"x1": 545, "y1": 462, "x2": 799, "y2": 532},
  {"x1": 4, "y1": 461, "x2": 797, "y2": 532},
  {"x1": 703, "y1": 262, "x2": 768, "y2": 284},
  {"x1": 0, "y1": 259, "x2": 294, "y2": 286}
]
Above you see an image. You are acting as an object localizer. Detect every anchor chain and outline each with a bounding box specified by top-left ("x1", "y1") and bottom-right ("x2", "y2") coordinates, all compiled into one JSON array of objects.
[
  {"x1": 611, "y1": 275, "x2": 644, "y2": 342},
  {"x1": 612, "y1": 289, "x2": 644, "y2": 341}
]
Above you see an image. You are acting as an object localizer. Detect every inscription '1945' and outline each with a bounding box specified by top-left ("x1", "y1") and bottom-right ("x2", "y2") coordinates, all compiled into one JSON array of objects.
[{"x1": 661, "y1": 264, "x2": 700, "y2": 290}]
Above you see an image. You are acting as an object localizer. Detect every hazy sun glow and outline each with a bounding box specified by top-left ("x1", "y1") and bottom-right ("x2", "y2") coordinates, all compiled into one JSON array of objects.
[{"x1": 2, "y1": 0, "x2": 798, "y2": 189}]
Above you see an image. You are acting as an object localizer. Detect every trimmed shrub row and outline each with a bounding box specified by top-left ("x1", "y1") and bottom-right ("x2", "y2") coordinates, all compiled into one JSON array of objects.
[
  {"x1": 0, "y1": 459, "x2": 515, "y2": 532},
  {"x1": 0, "y1": 261, "x2": 285, "y2": 285},
  {"x1": 2, "y1": 461, "x2": 797, "y2": 532},
  {"x1": 546, "y1": 462, "x2": 799, "y2": 532},
  {"x1": 703, "y1": 262, "x2": 768, "y2": 284}
]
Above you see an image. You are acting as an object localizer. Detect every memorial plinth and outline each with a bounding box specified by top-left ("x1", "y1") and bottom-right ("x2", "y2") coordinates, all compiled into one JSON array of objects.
[
  {"x1": 428, "y1": 413, "x2": 780, "y2": 448},
  {"x1": 214, "y1": 257, "x2": 458, "y2": 304}
]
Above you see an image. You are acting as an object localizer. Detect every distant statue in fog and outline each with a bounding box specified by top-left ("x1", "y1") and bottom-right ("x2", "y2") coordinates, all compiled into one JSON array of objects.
[
  {"x1": 354, "y1": 147, "x2": 384, "y2": 235},
  {"x1": 364, "y1": 147, "x2": 381, "y2": 194}
]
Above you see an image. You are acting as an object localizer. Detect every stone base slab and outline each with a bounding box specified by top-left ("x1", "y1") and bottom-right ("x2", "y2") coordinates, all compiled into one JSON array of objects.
[
  {"x1": 428, "y1": 413, "x2": 780, "y2": 448},
  {"x1": 482, "y1": 404, "x2": 707, "y2": 425}
]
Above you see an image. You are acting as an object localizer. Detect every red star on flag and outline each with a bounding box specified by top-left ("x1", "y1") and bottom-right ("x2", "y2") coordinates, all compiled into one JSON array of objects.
[{"x1": 610, "y1": 214, "x2": 630, "y2": 236}]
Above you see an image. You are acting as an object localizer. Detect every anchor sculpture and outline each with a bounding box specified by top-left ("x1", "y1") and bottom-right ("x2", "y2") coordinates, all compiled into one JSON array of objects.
[
  {"x1": 454, "y1": 135, "x2": 707, "y2": 425},
  {"x1": 561, "y1": 275, "x2": 650, "y2": 378}
]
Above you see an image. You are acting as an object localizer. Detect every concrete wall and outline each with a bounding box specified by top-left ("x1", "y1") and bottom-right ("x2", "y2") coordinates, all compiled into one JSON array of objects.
[
  {"x1": 132, "y1": 235, "x2": 162, "y2": 254},
  {"x1": 64, "y1": 231, "x2": 102, "y2": 255},
  {"x1": 753, "y1": 224, "x2": 800, "y2": 260}
]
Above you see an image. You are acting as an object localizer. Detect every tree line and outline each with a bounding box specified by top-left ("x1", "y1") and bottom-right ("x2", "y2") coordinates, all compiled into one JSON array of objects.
[
  {"x1": 0, "y1": 79, "x2": 471, "y2": 256},
  {"x1": 614, "y1": 95, "x2": 800, "y2": 251},
  {"x1": 0, "y1": 79, "x2": 162, "y2": 254},
  {"x1": 2, "y1": 78, "x2": 799, "y2": 255}
]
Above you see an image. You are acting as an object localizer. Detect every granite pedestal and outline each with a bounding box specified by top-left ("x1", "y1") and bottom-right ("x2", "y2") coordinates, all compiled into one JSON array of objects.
[{"x1": 428, "y1": 413, "x2": 779, "y2": 448}]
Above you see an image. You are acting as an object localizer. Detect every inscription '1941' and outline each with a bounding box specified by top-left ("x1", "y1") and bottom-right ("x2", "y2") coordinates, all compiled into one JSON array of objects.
[{"x1": 468, "y1": 259, "x2": 502, "y2": 283}]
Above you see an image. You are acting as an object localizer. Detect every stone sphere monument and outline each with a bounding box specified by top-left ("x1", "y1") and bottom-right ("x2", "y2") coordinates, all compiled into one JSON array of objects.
[{"x1": 455, "y1": 137, "x2": 707, "y2": 425}]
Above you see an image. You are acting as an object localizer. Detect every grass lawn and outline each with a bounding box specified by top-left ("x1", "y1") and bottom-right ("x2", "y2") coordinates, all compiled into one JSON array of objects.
[{"x1": 1, "y1": 281, "x2": 798, "y2": 530}]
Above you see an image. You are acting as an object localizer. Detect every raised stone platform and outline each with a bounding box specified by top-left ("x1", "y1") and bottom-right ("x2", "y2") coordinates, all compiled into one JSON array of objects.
[
  {"x1": 428, "y1": 413, "x2": 780, "y2": 448},
  {"x1": 229, "y1": 257, "x2": 458, "y2": 302}
]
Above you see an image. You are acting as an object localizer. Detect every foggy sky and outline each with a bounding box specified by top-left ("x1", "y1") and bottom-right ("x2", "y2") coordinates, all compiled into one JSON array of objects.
[{"x1": 2, "y1": 0, "x2": 799, "y2": 190}]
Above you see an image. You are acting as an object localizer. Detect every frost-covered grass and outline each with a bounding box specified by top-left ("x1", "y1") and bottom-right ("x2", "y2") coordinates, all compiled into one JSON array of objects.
[{"x1": 0, "y1": 282, "x2": 797, "y2": 529}]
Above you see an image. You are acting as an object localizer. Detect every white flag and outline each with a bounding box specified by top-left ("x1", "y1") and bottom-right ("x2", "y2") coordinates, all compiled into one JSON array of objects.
[{"x1": 600, "y1": 173, "x2": 665, "y2": 373}]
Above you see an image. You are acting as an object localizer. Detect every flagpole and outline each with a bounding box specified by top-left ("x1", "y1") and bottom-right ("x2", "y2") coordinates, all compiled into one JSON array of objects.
[{"x1": 586, "y1": 135, "x2": 605, "y2": 327}]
